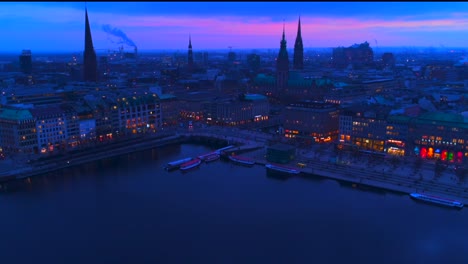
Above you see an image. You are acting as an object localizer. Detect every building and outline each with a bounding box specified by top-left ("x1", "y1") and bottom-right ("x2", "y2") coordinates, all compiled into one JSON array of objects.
[
  {"x1": 293, "y1": 17, "x2": 304, "y2": 70},
  {"x1": 332, "y1": 41, "x2": 374, "y2": 69},
  {"x1": 338, "y1": 104, "x2": 391, "y2": 153},
  {"x1": 410, "y1": 112, "x2": 468, "y2": 163},
  {"x1": 276, "y1": 24, "x2": 289, "y2": 92},
  {"x1": 83, "y1": 8, "x2": 98, "y2": 82},
  {"x1": 283, "y1": 101, "x2": 339, "y2": 144},
  {"x1": 203, "y1": 94, "x2": 269, "y2": 127},
  {"x1": 116, "y1": 93, "x2": 161, "y2": 135},
  {"x1": 159, "y1": 94, "x2": 179, "y2": 127},
  {"x1": 30, "y1": 105, "x2": 68, "y2": 154},
  {"x1": 266, "y1": 143, "x2": 295, "y2": 164},
  {"x1": 19, "y1": 50, "x2": 32, "y2": 74},
  {"x1": 0, "y1": 107, "x2": 37, "y2": 154}
]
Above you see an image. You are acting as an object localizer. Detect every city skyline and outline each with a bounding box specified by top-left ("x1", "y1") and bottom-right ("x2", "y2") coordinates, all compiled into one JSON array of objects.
[{"x1": 1, "y1": 2, "x2": 468, "y2": 53}]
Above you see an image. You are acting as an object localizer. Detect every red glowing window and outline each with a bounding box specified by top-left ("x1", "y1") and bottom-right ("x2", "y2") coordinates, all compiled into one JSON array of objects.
[
  {"x1": 421, "y1": 147, "x2": 427, "y2": 158},
  {"x1": 441, "y1": 150, "x2": 447, "y2": 161}
]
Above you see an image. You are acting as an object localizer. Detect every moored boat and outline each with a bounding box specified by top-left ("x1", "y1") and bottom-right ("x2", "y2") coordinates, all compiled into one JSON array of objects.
[
  {"x1": 198, "y1": 152, "x2": 216, "y2": 161},
  {"x1": 165, "y1": 157, "x2": 193, "y2": 171},
  {"x1": 204, "y1": 153, "x2": 220, "y2": 163},
  {"x1": 409, "y1": 193, "x2": 464, "y2": 209},
  {"x1": 265, "y1": 163, "x2": 301, "y2": 175},
  {"x1": 180, "y1": 158, "x2": 202, "y2": 171},
  {"x1": 228, "y1": 155, "x2": 255, "y2": 166}
]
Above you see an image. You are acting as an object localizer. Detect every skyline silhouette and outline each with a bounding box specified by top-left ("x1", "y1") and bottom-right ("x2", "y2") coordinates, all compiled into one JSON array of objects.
[{"x1": 1, "y1": 2, "x2": 468, "y2": 52}]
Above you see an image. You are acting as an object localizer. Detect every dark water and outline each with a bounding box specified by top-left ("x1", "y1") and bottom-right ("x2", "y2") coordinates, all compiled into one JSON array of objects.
[{"x1": 1, "y1": 143, "x2": 467, "y2": 264}]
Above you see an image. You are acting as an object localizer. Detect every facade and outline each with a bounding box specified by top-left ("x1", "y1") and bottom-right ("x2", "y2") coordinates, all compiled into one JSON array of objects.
[
  {"x1": 116, "y1": 93, "x2": 161, "y2": 135},
  {"x1": 266, "y1": 143, "x2": 295, "y2": 164},
  {"x1": 19, "y1": 50, "x2": 32, "y2": 74},
  {"x1": 338, "y1": 106, "x2": 468, "y2": 164},
  {"x1": 83, "y1": 8, "x2": 98, "y2": 82},
  {"x1": 160, "y1": 94, "x2": 180, "y2": 127},
  {"x1": 203, "y1": 94, "x2": 270, "y2": 126},
  {"x1": 385, "y1": 115, "x2": 410, "y2": 156},
  {"x1": 337, "y1": 105, "x2": 391, "y2": 153},
  {"x1": 0, "y1": 107, "x2": 36, "y2": 154},
  {"x1": 30, "y1": 105, "x2": 68, "y2": 154},
  {"x1": 293, "y1": 17, "x2": 304, "y2": 70},
  {"x1": 410, "y1": 112, "x2": 468, "y2": 163},
  {"x1": 283, "y1": 101, "x2": 339, "y2": 144}
]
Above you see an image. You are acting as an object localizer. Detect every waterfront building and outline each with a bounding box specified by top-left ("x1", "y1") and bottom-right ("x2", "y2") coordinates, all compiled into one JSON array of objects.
[
  {"x1": 60, "y1": 103, "x2": 80, "y2": 149},
  {"x1": 83, "y1": 8, "x2": 98, "y2": 82},
  {"x1": 116, "y1": 93, "x2": 161, "y2": 135},
  {"x1": 385, "y1": 114, "x2": 411, "y2": 156},
  {"x1": 410, "y1": 112, "x2": 468, "y2": 163},
  {"x1": 338, "y1": 104, "x2": 391, "y2": 153},
  {"x1": 266, "y1": 143, "x2": 295, "y2": 164},
  {"x1": 0, "y1": 107, "x2": 36, "y2": 154},
  {"x1": 293, "y1": 16, "x2": 304, "y2": 70},
  {"x1": 30, "y1": 105, "x2": 68, "y2": 154},
  {"x1": 283, "y1": 100, "x2": 339, "y2": 144},
  {"x1": 83, "y1": 95, "x2": 117, "y2": 143},
  {"x1": 159, "y1": 94, "x2": 179, "y2": 127},
  {"x1": 178, "y1": 91, "x2": 216, "y2": 122}
]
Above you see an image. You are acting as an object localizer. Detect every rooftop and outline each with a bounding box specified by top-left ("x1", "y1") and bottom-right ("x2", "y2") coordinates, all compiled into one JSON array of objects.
[{"x1": 0, "y1": 108, "x2": 33, "y2": 121}]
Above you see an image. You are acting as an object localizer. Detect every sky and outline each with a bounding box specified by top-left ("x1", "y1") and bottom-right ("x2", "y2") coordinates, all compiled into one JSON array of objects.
[{"x1": 1, "y1": 2, "x2": 468, "y2": 53}]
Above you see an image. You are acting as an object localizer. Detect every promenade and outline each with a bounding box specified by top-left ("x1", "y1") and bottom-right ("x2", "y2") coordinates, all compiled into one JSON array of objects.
[
  {"x1": 1, "y1": 124, "x2": 467, "y2": 206},
  {"x1": 241, "y1": 143, "x2": 468, "y2": 204}
]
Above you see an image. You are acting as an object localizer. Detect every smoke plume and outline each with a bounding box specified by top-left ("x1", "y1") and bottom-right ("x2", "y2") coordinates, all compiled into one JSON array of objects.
[{"x1": 102, "y1": 24, "x2": 136, "y2": 48}]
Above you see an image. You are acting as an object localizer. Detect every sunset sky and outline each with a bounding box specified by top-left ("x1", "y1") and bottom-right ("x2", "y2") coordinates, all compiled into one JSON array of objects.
[{"x1": 2, "y1": 2, "x2": 468, "y2": 53}]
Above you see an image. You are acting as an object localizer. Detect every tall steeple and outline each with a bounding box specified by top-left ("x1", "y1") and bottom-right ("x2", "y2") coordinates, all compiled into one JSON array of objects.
[
  {"x1": 276, "y1": 21, "x2": 289, "y2": 91},
  {"x1": 83, "y1": 7, "x2": 97, "y2": 82},
  {"x1": 293, "y1": 16, "x2": 304, "y2": 70},
  {"x1": 188, "y1": 34, "x2": 193, "y2": 71}
]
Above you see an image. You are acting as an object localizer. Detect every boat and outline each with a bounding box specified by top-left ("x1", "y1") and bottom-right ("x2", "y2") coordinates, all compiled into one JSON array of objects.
[
  {"x1": 228, "y1": 155, "x2": 255, "y2": 166},
  {"x1": 180, "y1": 158, "x2": 202, "y2": 171},
  {"x1": 265, "y1": 163, "x2": 301, "y2": 175},
  {"x1": 198, "y1": 152, "x2": 217, "y2": 161},
  {"x1": 204, "y1": 153, "x2": 220, "y2": 163},
  {"x1": 165, "y1": 157, "x2": 193, "y2": 171},
  {"x1": 214, "y1": 145, "x2": 235, "y2": 154},
  {"x1": 409, "y1": 193, "x2": 464, "y2": 209}
]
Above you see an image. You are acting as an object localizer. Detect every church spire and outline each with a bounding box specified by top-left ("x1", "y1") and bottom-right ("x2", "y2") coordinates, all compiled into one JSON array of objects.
[
  {"x1": 188, "y1": 34, "x2": 194, "y2": 71},
  {"x1": 83, "y1": 7, "x2": 97, "y2": 82},
  {"x1": 293, "y1": 16, "x2": 304, "y2": 70},
  {"x1": 276, "y1": 21, "x2": 289, "y2": 91}
]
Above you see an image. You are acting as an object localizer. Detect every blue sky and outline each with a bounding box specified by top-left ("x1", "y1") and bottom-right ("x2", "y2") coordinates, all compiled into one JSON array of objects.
[{"x1": 1, "y1": 2, "x2": 467, "y2": 53}]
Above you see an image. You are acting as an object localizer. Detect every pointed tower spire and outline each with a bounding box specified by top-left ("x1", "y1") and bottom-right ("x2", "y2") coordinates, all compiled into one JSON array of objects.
[
  {"x1": 282, "y1": 19, "x2": 286, "y2": 40},
  {"x1": 293, "y1": 15, "x2": 304, "y2": 70},
  {"x1": 83, "y1": 7, "x2": 97, "y2": 82},
  {"x1": 188, "y1": 34, "x2": 194, "y2": 72},
  {"x1": 276, "y1": 20, "x2": 289, "y2": 92}
]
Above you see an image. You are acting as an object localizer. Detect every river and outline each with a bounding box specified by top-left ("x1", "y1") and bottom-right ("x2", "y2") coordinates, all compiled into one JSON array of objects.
[{"x1": 0, "y1": 143, "x2": 467, "y2": 264}]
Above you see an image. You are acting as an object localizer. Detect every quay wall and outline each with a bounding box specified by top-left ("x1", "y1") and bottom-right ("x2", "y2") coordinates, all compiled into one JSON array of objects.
[{"x1": 2, "y1": 130, "x2": 468, "y2": 206}]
